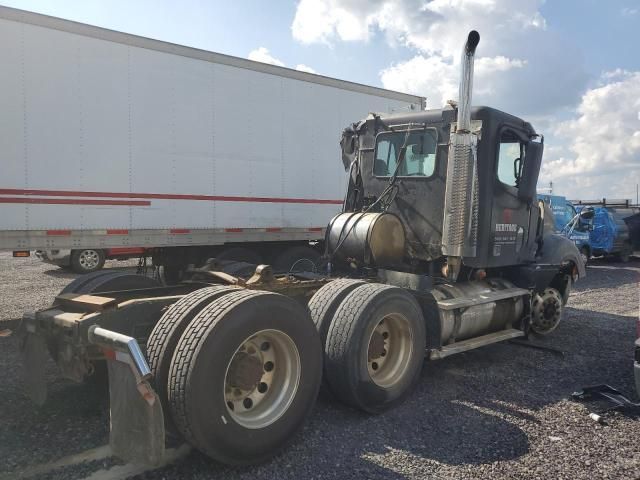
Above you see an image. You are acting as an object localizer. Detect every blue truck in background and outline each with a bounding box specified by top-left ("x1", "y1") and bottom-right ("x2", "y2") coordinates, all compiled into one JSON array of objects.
[
  {"x1": 538, "y1": 194, "x2": 592, "y2": 263},
  {"x1": 573, "y1": 200, "x2": 638, "y2": 262}
]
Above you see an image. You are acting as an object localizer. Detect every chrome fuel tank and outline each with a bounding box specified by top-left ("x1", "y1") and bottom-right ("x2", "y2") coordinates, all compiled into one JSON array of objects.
[
  {"x1": 432, "y1": 278, "x2": 524, "y2": 344},
  {"x1": 327, "y1": 212, "x2": 406, "y2": 266}
]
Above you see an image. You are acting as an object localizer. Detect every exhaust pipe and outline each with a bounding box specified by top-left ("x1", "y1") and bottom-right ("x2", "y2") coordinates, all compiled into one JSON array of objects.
[
  {"x1": 442, "y1": 30, "x2": 480, "y2": 281},
  {"x1": 456, "y1": 30, "x2": 480, "y2": 132}
]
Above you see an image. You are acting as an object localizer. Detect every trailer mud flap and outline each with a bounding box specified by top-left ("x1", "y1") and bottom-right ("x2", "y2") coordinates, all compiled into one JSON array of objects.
[
  {"x1": 107, "y1": 359, "x2": 165, "y2": 466},
  {"x1": 21, "y1": 331, "x2": 48, "y2": 406}
]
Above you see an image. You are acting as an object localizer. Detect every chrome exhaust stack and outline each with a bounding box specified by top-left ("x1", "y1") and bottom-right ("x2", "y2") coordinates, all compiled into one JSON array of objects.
[{"x1": 442, "y1": 30, "x2": 480, "y2": 281}]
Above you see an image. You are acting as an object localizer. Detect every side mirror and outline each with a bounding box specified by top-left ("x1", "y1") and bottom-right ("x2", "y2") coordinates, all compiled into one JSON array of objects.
[{"x1": 518, "y1": 138, "x2": 544, "y2": 201}]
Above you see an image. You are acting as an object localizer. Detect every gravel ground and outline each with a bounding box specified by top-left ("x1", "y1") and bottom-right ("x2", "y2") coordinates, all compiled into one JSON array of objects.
[{"x1": 0, "y1": 252, "x2": 639, "y2": 479}]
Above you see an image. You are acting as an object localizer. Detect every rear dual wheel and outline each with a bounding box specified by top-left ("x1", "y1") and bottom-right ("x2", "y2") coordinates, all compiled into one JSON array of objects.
[
  {"x1": 151, "y1": 288, "x2": 322, "y2": 465},
  {"x1": 314, "y1": 282, "x2": 426, "y2": 413}
]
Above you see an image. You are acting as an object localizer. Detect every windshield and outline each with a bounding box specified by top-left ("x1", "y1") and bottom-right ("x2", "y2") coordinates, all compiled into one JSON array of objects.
[{"x1": 374, "y1": 130, "x2": 437, "y2": 177}]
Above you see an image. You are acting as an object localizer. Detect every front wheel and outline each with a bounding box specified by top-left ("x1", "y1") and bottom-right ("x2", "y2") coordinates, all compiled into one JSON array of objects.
[
  {"x1": 530, "y1": 288, "x2": 563, "y2": 335},
  {"x1": 70, "y1": 249, "x2": 105, "y2": 273},
  {"x1": 167, "y1": 290, "x2": 322, "y2": 465}
]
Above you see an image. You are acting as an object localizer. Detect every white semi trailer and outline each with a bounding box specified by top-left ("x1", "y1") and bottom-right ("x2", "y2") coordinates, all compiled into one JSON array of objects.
[{"x1": 0, "y1": 6, "x2": 424, "y2": 275}]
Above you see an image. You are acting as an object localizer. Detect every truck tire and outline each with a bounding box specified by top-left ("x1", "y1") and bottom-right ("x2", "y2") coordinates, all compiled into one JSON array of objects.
[
  {"x1": 530, "y1": 288, "x2": 563, "y2": 335},
  {"x1": 167, "y1": 289, "x2": 322, "y2": 465},
  {"x1": 324, "y1": 283, "x2": 426, "y2": 414},
  {"x1": 273, "y1": 246, "x2": 320, "y2": 273},
  {"x1": 74, "y1": 271, "x2": 160, "y2": 294},
  {"x1": 146, "y1": 285, "x2": 240, "y2": 434},
  {"x1": 58, "y1": 270, "x2": 160, "y2": 296},
  {"x1": 70, "y1": 249, "x2": 106, "y2": 273},
  {"x1": 308, "y1": 279, "x2": 366, "y2": 345},
  {"x1": 59, "y1": 270, "x2": 117, "y2": 295}
]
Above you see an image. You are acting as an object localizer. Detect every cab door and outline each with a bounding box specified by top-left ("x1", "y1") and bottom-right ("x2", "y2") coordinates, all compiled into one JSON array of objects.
[{"x1": 488, "y1": 127, "x2": 533, "y2": 266}]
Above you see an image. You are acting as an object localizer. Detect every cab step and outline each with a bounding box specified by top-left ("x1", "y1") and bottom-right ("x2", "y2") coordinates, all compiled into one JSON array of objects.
[
  {"x1": 436, "y1": 287, "x2": 529, "y2": 311},
  {"x1": 429, "y1": 328, "x2": 525, "y2": 360}
]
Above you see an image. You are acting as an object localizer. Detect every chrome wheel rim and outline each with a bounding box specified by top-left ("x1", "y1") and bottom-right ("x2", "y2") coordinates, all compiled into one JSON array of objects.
[
  {"x1": 224, "y1": 329, "x2": 301, "y2": 429},
  {"x1": 79, "y1": 250, "x2": 100, "y2": 270},
  {"x1": 366, "y1": 313, "x2": 413, "y2": 388},
  {"x1": 531, "y1": 289, "x2": 562, "y2": 334}
]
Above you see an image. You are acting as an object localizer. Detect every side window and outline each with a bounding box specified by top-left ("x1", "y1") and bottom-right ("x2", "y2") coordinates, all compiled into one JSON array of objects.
[
  {"x1": 374, "y1": 138, "x2": 397, "y2": 176},
  {"x1": 497, "y1": 130, "x2": 525, "y2": 188}
]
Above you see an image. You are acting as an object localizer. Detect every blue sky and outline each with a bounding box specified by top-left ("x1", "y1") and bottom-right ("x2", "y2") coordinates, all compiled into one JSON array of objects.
[{"x1": 2, "y1": 0, "x2": 640, "y2": 199}]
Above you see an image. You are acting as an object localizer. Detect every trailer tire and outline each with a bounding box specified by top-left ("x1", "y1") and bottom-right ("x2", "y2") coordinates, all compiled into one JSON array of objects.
[
  {"x1": 70, "y1": 249, "x2": 105, "y2": 273},
  {"x1": 167, "y1": 290, "x2": 322, "y2": 465},
  {"x1": 273, "y1": 246, "x2": 320, "y2": 273},
  {"x1": 147, "y1": 285, "x2": 240, "y2": 435},
  {"x1": 324, "y1": 283, "x2": 426, "y2": 414}
]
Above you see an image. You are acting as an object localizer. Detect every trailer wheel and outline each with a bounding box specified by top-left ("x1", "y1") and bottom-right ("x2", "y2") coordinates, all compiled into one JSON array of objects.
[
  {"x1": 167, "y1": 290, "x2": 322, "y2": 465},
  {"x1": 273, "y1": 246, "x2": 320, "y2": 273},
  {"x1": 324, "y1": 283, "x2": 426, "y2": 413},
  {"x1": 70, "y1": 249, "x2": 105, "y2": 273},
  {"x1": 146, "y1": 285, "x2": 240, "y2": 434},
  {"x1": 530, "y1": 288, "x2": 563, "y2": 335}
]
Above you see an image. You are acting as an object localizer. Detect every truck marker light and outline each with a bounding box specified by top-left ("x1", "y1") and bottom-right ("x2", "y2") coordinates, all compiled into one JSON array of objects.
[{"x1": 13, "y1": 250, "x2": 30, "y2": 257}]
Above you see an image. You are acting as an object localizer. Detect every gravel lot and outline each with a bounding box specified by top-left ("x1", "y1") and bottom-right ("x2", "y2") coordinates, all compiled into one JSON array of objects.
[{"x1": 0, "y1": 252, "x2": 639, "y2": 479}]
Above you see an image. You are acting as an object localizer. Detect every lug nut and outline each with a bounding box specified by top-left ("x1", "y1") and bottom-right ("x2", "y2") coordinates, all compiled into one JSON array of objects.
[
  {"x1": 243, "y1": 398, "x2": 253, "y2": 409},
  {"x1": 260, "y1": 341, "x2": 270, "y2": 351},
  {"x1": 227, "y1": 401, "x2": 234, "y2": 411},
  {"x1": 258, "y1": 382, "x2": 268, "y2": 393},
  {"x1": 264, "y1": 361, "x2": 274, "y2": 372}
]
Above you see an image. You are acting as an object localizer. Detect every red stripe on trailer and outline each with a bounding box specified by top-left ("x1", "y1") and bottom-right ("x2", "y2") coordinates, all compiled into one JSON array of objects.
[
  {"x1": 225, "y1": 228, "x2": 243, "y2": 233},
  {"x1": 307, "y1": 227, "x2": 324, "y2": 232},
  {"x1": 107, "y1": 247, "x2": 146, "y2": 256},
  {"x1": 266, "y1": 227, "x2": 282, "y2": 232},
  {"x1": 0, "y1": 188, "x2": 342, "y2": 205},
  {"x1": 106, "y1": 229, "x2": 129, "y2": 235},
  {"x1": 46, "y1": 230, "x2": 72, "y2": 236},
  {"x1": 170, "y1": 229, "x2": 190, "y2": 234},
  {"x1": 0, "y1": 196, "x2": 150, "y2": 206}
]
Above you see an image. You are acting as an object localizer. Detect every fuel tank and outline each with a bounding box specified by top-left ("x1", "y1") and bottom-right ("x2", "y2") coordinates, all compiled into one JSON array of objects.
[
  {"x1": 432, "y1": 278, "x2": 524, "y2": 344},
  {"x1": 327, "y1": 212, "x2": 406, "y2": 266}
]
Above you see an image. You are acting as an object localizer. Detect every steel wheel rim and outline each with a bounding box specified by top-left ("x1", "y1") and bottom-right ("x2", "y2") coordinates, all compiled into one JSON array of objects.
[
  {"x1": 79, "y1": 250, "x2": 99, "y2": 269},
  {"x1": 224, "y1": 329, "x2": 301, "y2": 429},
  {"x1": 366, "y1": 313, "x2": 413, "y2": 388}
]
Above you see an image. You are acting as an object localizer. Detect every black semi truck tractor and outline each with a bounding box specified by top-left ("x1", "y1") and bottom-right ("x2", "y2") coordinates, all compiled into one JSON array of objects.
[{"x1": 20, "y1": 31, "x2": 585, "y2": 466}]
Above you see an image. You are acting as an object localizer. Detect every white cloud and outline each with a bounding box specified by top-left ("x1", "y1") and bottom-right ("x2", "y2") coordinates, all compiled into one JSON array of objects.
[
  {"x1": 622, "y1": 7, "x2": 638, "y2": 16},
  {"x1": 381, "y1": 54, "x2": 526, "y2": 109},
  {"x1": 540, "y1": 71, "x2": 640, "y2": 199},
  {"x1": 296, "y1": 64, "x2": 317, "y2": 74},
  {"x1": 291, "y1": 0, "x2": 587, "y2": 116},
  {"x1": 248, "y1": 47, "x2": 285, "y2": 67}
]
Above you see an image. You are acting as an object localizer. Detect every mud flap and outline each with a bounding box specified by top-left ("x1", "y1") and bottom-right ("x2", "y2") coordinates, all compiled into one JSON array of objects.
[
  {"x1": 108, "y1": 359, "x2": 166, "y2": 466},
  {"x1": 21, "y1": 330, "x2": 48, "y2": 406}
]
